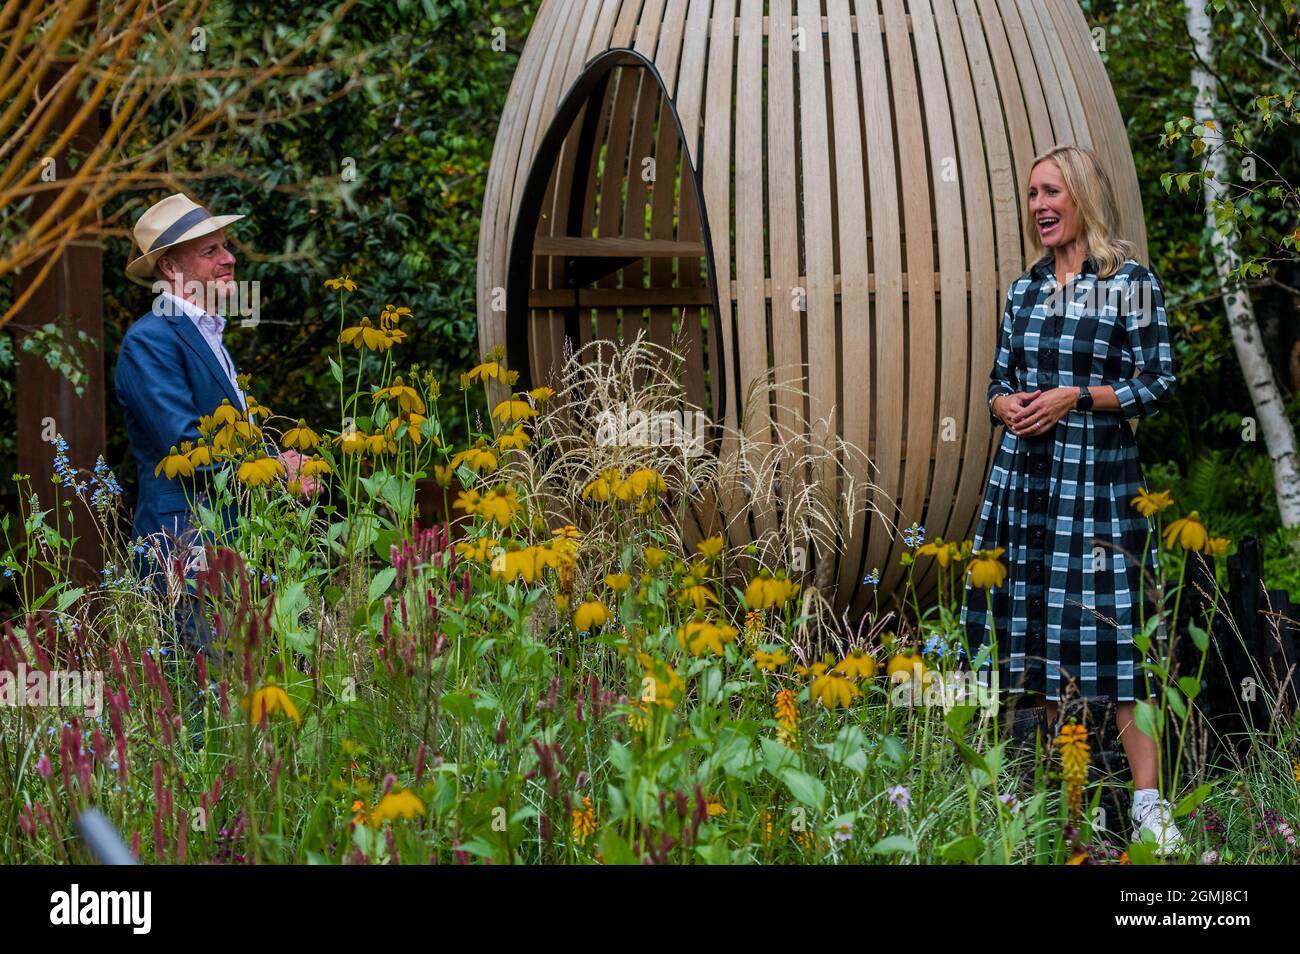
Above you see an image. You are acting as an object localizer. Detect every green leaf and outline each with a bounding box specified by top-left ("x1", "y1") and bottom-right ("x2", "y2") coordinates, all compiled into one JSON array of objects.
[
  {"x1": 869, "y1": 835, "x2": 916, "y2": 855},
  {"x1": 55, "y1": 586, "x2": 86, "y2": 613},
  {"x1": 1174, "y1": 783, "x2": 1212, "y2": 818},
  {"x1": 953, "y1": 737, "x2": 989, "y2": 776},
  {"x1": 780, "y1": 767, "x2": 826, "y2": 811},
  {"x1": 1127, "y1": 838, "x2": 1159, "y2": 865},
  {"x1": 372, "y1": 528, "x2": 402, "y2": 563},
  {"x1": 368, "y1": 566, "x2": 396, "y2": 604},
  {"x1": 938, "y1": 835, "x2": 985, "y2": 863},
  {"x1": 1134, "y1": 700, "x2": 1159, "y2": 740},
  {"x1": 1164, "y1": 686, "x2": 1187, "y2": 719},
  {"x1": 1187, "y1": 621, "x2": 1209, "y2": 652},
  {"x1": 439, "y1": 690, "x2": 474, "y2": 722},
  {"x1": 608, "y1": 740, "x2": 633, "y2": 777},
  {"x1": 328, "y1": 355, "x2": 343, "y2": 384},
  {"x1": 596, "y1": 827, "x2": 637, "y2": 865},
  {"x1": 759, "y1": 736, "x2": 801, "y2": 775},
  {"x1": 1177, "y1": 676, "x2": 1202, "y2": 701},
  {"x1": 944, "y1": 704, "x2": 978, "y2": 734}
]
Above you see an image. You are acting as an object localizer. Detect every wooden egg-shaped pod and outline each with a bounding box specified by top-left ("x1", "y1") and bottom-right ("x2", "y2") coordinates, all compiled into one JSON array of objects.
[{"x1": 476, "y1": 0, "x2": 1148, "y2": 614}]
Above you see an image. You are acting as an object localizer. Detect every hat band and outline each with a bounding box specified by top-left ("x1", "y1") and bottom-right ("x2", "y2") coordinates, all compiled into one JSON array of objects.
[{"x1": 148, "y1": 206, "x2": 212, "y2": 252}]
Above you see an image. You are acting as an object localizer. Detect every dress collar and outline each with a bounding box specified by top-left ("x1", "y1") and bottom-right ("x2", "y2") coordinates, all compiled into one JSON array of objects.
[{"x1": 1031, "y1": 252, "x2": 1098, "y2": 283}]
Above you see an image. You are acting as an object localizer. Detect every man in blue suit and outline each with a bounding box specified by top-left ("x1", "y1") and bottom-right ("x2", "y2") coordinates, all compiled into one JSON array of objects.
[{"x1": 116, "y1": 194, "x2": 303, "y2": 659}]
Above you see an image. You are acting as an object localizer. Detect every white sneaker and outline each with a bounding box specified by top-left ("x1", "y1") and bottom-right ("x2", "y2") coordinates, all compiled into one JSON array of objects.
[{"x1": 1130, "y1": 793, "x2": 1186, "y2": 856}]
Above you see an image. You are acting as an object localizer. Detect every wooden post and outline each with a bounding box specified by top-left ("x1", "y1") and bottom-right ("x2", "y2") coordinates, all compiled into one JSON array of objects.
[{"x1": 12, "y1": 63, "x2": 107, "y2": 594}]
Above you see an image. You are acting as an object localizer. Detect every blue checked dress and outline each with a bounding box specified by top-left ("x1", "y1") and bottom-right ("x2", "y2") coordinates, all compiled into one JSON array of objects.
[{"x1": 961, "y1": 254, "x2": 1177, "y2": 703}]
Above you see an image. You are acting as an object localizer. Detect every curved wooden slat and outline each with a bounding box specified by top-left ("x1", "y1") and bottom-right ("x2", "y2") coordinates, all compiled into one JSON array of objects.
[{"x1": 478, "y1": 0, "x2": 1148, "y2": 614}]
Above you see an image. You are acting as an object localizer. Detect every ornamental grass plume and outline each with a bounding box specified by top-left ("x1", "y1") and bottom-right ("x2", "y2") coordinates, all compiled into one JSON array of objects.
[{"x1": 1055, "y1": 722, "x2": 1090, "y2": 825}]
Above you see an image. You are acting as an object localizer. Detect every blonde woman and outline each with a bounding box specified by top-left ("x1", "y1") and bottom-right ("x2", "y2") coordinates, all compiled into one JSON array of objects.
[{"x1": 961, "y1": 145, "x2": 1184, "y2": 854}]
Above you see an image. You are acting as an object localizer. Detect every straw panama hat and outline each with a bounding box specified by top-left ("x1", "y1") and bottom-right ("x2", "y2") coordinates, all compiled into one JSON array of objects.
[{"x1": 125, "y1": 193, "x2": 244, "y2": 287}]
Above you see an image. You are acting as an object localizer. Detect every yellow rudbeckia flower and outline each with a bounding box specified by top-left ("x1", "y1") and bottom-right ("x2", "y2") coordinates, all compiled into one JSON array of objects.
[
  {"x1": 237, "y1": 454, "x2": 286, "y2": 488},
  {"x1": 1205, "y1": 536, "x2": 1231, "y2": 557},
  {"x1": 677, "y1": 578, "x2": 719, "y2": 610},
  {"x1": 643, "y1": 546, "x2": 669, "y2": 569},
  {"x1": 335, "y1": 429, "x2": 368, "y2": 456},
  {"x1": 916, "y1": 537, "x2": 954, "y2": 568},
  {"x1": 695, "y1": 534, "x2": 725, "y2": 561},
  {"x1": 374, "y1": 377, "x2": 426, "y2": 415},
  {"x1": 282, "y1": 420, "x2": 320, "y2": 451},
  {"x1": 806, "y1": 662, "x2": 860, "y2": 709},
  {"x1": 1163, "y1": 511, "x2": 1210, "y2": 552},
  {"x1": 456, "y1": 487, "x2": 521, "y2": 528},
  {"x1": 490, "y1": 545, "x2": 550, "y2": 585},
  {"x1": 581, "y1": 467, "x2": 623, "y2": 503},
  {"x1": 455, "y1": 537, "x2": 500, "y2": 564},
  {"x1": 635, "y1": 651, "x2": 683, "y2": 710},
  {"x1": 754, "y1": 649, "x2": 789, "y2": 672},
  {"x1": 573, "y1": 599, "x2": 610, "y2": 632},
  {"x1": 371, "y1": 788, "x2": 425, "y2": 825},
  {"x1": 677, "y1": 617, "x2": 738, "y2": 656},
  {"x1": 1131, "y1": 487, "x2": 1175, "y2": 518},
  {"x1": 461, "y1": 360, "x2": 517, "y2": 387},
  {"x1": 185, "y1": 439, "x2": 212, "y2": 468},
  {"x1": 211, "y1": 399, "x2": 242, "y2": 427},
  {"x1": 245, "y1": 683, "x2": 301, "y2": 726},
  {"x1": 835, "y1": 649, "x2": 879, "y2": 679},
  {"x1": 300, "y1": 456, "x2": 331, "y2": 477},
  {"x1": 497, "y1": 424, "x2": 530, "y2": 451},
  {"x1": 450, "y1": 443, "x2": 498, "y2": 475},
  {"x1": 966, "y1": 547, "x2": 1008, "y2": 589},
  {"x1": 492, "y1": 399, "x2": 538, "y2": 426},
  {"x1": 885, "y1": 653, "x2": 928, "y2": 684},
  {"x1": 338, "y1": 317, "x2": 396, "y2": 352},
  {"x1": 155, "y1": 445, "x2": 195, "y2": 480},
  {"x1": 324, "y1": 273, "x2": 357, "y2": 292},
  {"x1": 385, "y1": 412, "x2": 427, "y2": 446}
]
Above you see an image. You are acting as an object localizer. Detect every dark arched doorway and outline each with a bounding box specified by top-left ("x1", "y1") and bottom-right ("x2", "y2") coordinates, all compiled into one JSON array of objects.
[{"x1": 504, "y1": 48, "x2": 726, "y2": 431}]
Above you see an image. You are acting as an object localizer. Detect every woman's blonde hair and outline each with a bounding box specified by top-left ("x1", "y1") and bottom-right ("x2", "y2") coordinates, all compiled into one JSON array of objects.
[{"x1": 1025, "y1": 144, "x2": 1135, "y2": 279}]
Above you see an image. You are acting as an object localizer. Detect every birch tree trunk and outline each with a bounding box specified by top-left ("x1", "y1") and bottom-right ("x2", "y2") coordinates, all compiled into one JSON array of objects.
[{"x1": 1184, "y1": 0, "x2": 1300, "y2": 531}]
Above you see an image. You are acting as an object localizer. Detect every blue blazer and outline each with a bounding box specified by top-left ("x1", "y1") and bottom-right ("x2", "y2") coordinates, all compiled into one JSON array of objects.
[{"x1": 114, "y1": 306, "x2": 256, "y2": 550}]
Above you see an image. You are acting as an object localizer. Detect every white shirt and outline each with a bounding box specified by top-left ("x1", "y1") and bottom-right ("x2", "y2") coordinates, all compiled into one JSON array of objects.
[{"x1": 159, "y1": 291, "x2": 247, "y2": 411}]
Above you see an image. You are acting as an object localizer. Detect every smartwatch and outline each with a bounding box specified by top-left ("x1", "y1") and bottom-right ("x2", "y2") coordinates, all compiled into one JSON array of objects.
[{"x1": 1076, "y1": 386, "x2": 1093, "y2": 411}]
